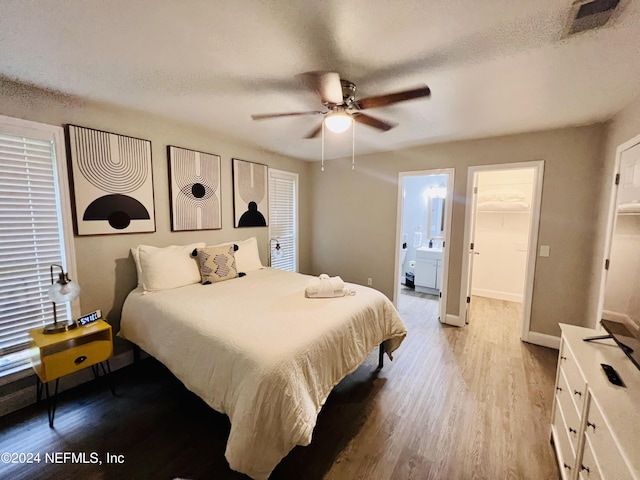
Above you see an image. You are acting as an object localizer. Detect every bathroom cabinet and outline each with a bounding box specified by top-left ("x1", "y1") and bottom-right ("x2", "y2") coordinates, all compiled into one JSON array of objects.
[{"x1": 415, "y1": 247, "x2": 442, "y2": 293}]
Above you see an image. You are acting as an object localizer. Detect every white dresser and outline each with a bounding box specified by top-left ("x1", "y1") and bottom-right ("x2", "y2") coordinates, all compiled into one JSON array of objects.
[{"x1": 551, "y1": 324, "x2": 640, "y2": 480}]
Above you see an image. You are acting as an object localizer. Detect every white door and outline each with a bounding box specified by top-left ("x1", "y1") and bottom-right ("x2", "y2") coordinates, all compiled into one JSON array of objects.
[
  {"x1": 464, "y1": 174, "x2": 480, "y2": 324},
  {"x1": 598, "y1": 136, "x2": 640, "y2": 326}
]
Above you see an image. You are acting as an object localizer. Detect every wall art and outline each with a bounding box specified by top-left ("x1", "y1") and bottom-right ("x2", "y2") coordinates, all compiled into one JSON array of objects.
[
  {"x1": 168, "y1": 145, "x2": 221, "y2": 231},
  {"x1": 67, "y1": 125, "x2": 155, "y2": 235},
  {"x1": 232, "y1": 158, "x2": 268, "y2": 228}
]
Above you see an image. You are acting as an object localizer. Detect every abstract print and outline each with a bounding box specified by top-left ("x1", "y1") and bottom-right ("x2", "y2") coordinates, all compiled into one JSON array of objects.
[
  {"x1": 232, "y1": 158, "x2": 268, "y2": 228},
  {"x1": 168, "y1": 146, "x2": 221, "y2": 231},
  {"x1": 68, "y1": 125, "x2": 155, "y2": 235}
]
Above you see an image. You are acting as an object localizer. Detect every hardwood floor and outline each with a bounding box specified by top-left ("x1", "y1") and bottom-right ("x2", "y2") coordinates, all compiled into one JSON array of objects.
[{"x1": 0, "y1": 293, "x2": 559, "y2": 479}]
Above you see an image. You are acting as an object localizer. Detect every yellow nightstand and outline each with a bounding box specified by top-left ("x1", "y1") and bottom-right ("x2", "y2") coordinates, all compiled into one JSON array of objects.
[{"x1": 29, "y1": 319, "x2": 114, "y2": 427}]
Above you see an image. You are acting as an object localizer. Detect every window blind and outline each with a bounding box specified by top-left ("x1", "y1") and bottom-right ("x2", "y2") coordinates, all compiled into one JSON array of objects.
[
  {"x1": 0, "y1": 132, "x2": 70, "y2": 373},
  {"x1": 269, "y1": 170, "x2": 298, "y2": 272}
]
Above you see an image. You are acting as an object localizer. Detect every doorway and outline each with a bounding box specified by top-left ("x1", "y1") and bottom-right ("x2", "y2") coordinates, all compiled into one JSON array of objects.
[
  {"x1": 394, "y1": 169, "x2": 454, "y2": 325},
  {"x1": 460, "y1": 161, "x2": 544, "y2": 340}
]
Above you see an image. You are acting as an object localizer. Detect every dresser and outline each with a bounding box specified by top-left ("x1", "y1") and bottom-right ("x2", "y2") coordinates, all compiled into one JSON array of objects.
[{"x1": 551, "y1": 324, "x2": 640, "y2": 480}]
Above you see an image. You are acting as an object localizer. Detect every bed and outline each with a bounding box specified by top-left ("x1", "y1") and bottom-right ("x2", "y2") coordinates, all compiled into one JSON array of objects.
[{"x1": 119, "y1": 244, "x2": 407, "y2": 480}]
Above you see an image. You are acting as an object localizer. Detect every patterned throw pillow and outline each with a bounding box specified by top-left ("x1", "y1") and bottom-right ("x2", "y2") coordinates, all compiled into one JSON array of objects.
[{"x1": 195, "y1": 245, "x2": 238, "y2": 284}]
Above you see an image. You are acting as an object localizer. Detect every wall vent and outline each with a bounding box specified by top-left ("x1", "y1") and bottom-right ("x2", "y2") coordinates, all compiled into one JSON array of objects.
[{"x1": 565, "y1": 0, "x2": 621, "y2": 36}]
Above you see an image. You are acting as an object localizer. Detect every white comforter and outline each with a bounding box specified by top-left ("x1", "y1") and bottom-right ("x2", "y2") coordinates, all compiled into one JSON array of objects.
[{"x1": 119, "y1": 268, "x2": 407, "y2": 479}]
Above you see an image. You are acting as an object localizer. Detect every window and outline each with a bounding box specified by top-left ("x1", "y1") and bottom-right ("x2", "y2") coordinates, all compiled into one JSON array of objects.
[
  {"x1": 268, "y1": 169, "x2": 298, "y2": 271},
  {"x1": 0, "y1": 115, "x2": 77, "y2": 376}
]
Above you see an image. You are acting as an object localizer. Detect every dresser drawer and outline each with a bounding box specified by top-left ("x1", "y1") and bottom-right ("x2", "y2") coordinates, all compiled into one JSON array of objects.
[
  {"x1": 585, "y1": 398, "x2": 633, "y2": 480},
  {"x1": 559, "y1": 340, "x2": 587, "y2": 413},
  {"x1": 579, "y1": 434, "x2": 602, "y2": 480},
  {"x1": 557, "y1": 368, "x2": 582, "y2": 450},
  {"x1": 39, "y1": 339, "x2": 112, "y2": 381},
  {"x1": 553, "y1": 399, "x2": 577, "y2": 480}
]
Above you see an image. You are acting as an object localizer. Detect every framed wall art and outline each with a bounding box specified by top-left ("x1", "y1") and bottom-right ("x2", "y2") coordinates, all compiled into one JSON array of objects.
[
  {"x1": 67, "y1": 125, "x2": 155, "y2": 235},
  {"x1": 168, "y1": 145, "x2": 221, "y2": 231},
  {"x1": 232, "y1": 158, "x2": 268, "y2": 228}
]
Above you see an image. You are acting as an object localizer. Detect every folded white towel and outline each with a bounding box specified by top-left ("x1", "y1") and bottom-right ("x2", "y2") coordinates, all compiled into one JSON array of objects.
[{"x1": 305, "y1": 274, "x2": 347, "y2": 298}]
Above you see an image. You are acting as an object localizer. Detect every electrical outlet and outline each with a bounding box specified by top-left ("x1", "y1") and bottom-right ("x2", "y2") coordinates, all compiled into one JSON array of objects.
[{"x1": 367, "y1": 278, "x2": 373, "y2": 286}]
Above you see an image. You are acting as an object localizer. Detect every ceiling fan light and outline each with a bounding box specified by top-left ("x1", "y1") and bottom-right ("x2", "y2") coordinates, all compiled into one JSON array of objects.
[{"x1": 324, "y1": 113, "x2": 352, "y2": 133}]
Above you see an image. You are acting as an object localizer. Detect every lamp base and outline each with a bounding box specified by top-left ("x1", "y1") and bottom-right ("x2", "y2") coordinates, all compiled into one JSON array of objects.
[{"x1": 43, "y1": 321, "x2": 78, "y2": 335}]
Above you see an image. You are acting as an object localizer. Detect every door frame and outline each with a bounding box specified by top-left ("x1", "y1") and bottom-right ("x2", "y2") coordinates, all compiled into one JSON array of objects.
[
  {"x1": 596, "y1": 132, "x2": 640, "y2": 327},
  {"x1": 459, "y1": 160, "x2": 544, "y2": 340},
  {"x1": 393, "y1": 168, "x2": 455, "y2": 325}
]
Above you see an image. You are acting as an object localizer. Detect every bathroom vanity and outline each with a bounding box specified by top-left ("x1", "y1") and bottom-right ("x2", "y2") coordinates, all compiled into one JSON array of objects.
[{"x1": 414, "y1": 246, "x2": 443, "y2": 294}]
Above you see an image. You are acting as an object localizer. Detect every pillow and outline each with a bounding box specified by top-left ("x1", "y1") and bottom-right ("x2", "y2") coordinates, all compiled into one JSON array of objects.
[
  {"x1": 233, "y1": 237, "x2": 263, "y2": 272},
  {"x1": 136, "y1": 242, "x2": 205, "y2": 291},
  {"x1": 203, "y1": 236, "x2": 264, "y2": 273},
  {"x1": 195, "y1": 245, "x2": 238, "y2": 284},
  {"x1": 131, "y1": 247, "x2": 143, "y2": 287}
]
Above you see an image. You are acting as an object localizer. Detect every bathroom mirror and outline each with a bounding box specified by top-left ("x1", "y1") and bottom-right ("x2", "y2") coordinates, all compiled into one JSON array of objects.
[{"x1": 427, "y1": 197, "x2": 445, "y2": 240}]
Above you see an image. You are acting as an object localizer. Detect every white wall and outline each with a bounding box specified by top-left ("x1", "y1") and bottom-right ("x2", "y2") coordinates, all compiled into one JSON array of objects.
[
  {"x1": 471, "y1": 169, "x2": 534, "y2": 303},
  {"x1": 310, "y1": 125, "x2": 607, "y2": 337}
]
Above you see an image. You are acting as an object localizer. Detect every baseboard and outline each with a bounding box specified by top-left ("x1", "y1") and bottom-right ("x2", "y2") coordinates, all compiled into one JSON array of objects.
[
  {"x1": 526, "y1": 331, "x2": 561, "y2": 350},
  {"x1": 0, "y1": 350, "x2": 135, "y2": 418},
  {"x1": 472, "y1": 288, "x2": 523, "y2": 303}
]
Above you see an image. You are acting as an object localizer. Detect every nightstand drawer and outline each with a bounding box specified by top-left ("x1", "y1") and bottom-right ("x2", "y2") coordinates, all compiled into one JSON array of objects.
[
  {"x1": 39, "y1": 339, "x2": 112, "y2": 381},
  {"x1": 30, "y1": 321, "x2": 114, "y2": 383}
]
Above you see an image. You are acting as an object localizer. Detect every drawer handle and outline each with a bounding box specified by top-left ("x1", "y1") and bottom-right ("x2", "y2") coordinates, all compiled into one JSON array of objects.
[
  {"x1": 560, "y1": 356, "x2": 567, "y2": 361},
  {"x1": 581, "y1": 465, "x2": 590, "y2": 473},
  {"x1": 556, "y1": 386, "x2": 562, "y2": 393},
  {"x1": 74, "y1": 355, "x2": 87, "y2": 365},
  {"x1": 563, "y1": 463, "x2": 572, "y2": 470},
  {"x1": 587, "y1": 421, "x2": 596, "y2": 431},
  {"x1": 569, "y1": 427, "x2": 577, "y2": 435},
  {"x1": 574, "y1": 390, "x2": 582, "y2": 397}
]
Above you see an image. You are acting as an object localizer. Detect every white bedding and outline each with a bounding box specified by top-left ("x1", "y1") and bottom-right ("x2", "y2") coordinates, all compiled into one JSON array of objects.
[{"x1": 119, "y1": 268, "x2": 407, "y2": 479}]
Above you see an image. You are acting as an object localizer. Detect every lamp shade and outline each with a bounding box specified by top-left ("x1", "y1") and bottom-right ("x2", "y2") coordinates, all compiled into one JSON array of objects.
[
  {"x1": 324, "y1": 112, "x2": 352, "y2": 133},
  {"x1": 48, "y1": 279, "x2": 81, "y2": 303}
]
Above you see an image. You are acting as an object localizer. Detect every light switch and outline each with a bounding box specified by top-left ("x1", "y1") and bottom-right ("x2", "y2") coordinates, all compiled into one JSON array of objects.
[{"x1": 539, "y1": 245, "x2": 550, "y2": 257}]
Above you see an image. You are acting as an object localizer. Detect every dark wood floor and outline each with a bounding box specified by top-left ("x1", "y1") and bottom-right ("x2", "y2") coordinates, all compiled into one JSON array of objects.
[{"x1": 0, "y1": 293, "x2": 559, "y2": 480}]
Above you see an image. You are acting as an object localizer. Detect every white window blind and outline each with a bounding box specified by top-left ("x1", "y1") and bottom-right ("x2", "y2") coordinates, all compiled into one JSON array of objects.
[
  {"x1": 0, "y1": 117, "x2": 76, "y2": 375},
  {"x1": 269, "y1": 169, "x2": 298, "y2": 272}
]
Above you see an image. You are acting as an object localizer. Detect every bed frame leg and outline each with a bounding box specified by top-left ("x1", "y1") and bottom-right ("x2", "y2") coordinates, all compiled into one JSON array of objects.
[{"x1": 377, "y1": 344, "x2": 384, "y2": 370}]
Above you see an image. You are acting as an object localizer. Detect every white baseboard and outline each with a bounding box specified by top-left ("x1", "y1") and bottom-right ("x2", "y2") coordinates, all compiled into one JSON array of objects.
[
  {"x1": 525, "y1": 331, "x2": 560, "y2": 350},
  {"x1": 472, "y1": 288, "x2": 523, "y2": 303},
  {"x1": 0, "y1": 350, "x2": 135, "y2": 418}
]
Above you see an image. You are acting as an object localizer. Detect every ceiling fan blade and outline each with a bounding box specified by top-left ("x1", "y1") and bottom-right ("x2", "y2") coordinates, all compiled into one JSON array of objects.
[
  {"x1": 296, "y1": 71, "x2": 343, "y2": 105},
  {"x1": 355, "y1": 84, "x2": 431, "y2": 110},
  {"x1": 351, "y1": 112, "x2": 396, "y2": 131},
  {"x1": 251, "y1": 111, "x2": 324, "y2": 120},
  {"x1": 304, "y1": 123, "x2": 323, "y2": 139}
]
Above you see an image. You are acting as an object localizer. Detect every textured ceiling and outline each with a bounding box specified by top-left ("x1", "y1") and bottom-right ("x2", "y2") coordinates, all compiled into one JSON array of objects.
[{"x1": 1, "y1": 0, "x2": 639, "y2": 160}]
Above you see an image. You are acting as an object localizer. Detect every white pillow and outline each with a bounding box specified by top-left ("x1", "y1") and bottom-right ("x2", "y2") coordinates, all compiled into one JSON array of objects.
[
  {"x1": 131, "y1": 247, "x2": 143, "y2": 287},
  {"x1": 136, "y1": 242, "x2": 205, "y2": 291},
  {"x1": 233, "y1": 237, "x2": 263, "y2": 272}
]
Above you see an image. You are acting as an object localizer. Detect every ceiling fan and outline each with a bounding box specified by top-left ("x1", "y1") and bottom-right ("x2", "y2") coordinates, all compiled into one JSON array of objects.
[{"x1": 251, "y1": 71, "x2": 431, "y2": 138}]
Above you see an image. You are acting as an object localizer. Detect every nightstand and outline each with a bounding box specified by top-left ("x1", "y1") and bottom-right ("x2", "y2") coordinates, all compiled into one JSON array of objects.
[{"x1": 29, "y1": 319, "x2": 114, "y2": 427}]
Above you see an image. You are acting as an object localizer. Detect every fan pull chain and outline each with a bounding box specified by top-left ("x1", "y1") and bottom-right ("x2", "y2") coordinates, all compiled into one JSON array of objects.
[
  {"x1": 321, "y1": 120, "x2": 325, "y2": 172},
  {"x1": 352, "y1": 120, "x2": 355, "y2": 170}
]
